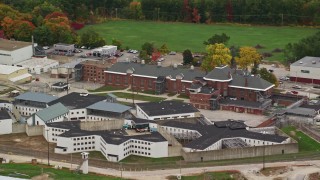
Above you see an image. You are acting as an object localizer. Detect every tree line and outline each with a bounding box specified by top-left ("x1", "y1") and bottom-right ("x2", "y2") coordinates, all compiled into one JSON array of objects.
[{"x1": 1, "y1": 0, "x2": 320, "y2": 25}]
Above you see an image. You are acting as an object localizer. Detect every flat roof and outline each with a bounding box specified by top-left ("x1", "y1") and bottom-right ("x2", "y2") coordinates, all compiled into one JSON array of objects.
[
  {"x1": 0, "y1": 65, "x2": 26, "y2": 75},
  {"x1": 80, "y1": 60, "x2": 112, "y2": 68},
  {"x1": 0, "y1": 39, "x2": 32, "y2": 51},
  {"x1": 48, "y1": 92, "x2": 107, "y2": 109},
  {"x1": 58, "y1": 59, "x2": 87, "y2": 68},
  {"x1": 15, "y1": 92, "x2": 58, "y2": 104},
  {"x1": 87, "y1": 101, "x2": 131, "y2": 113},
  {"x1": 291, "y1": 56, "x2": 320, "y2": 68},
  {"x1": 16, "y1": 57, "x2": 59, "y2": 68},
  {"x1": 136, "y1": 100, "x2": 199, "y2": 117}
]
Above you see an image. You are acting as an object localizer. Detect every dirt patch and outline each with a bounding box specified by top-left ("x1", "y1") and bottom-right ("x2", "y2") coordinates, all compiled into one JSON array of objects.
[
  {"x1": 309, "y1": 172, "x2": 320, "y2": 180},
  {"x1": 0, "y1": 133, "x2": 55, "y2": 152},
  {"x1": 260, "y1": 166, "x2": 288, "y2": 176}
]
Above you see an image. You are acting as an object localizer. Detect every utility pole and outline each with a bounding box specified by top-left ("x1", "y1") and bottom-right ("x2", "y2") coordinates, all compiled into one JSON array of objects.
[
  {"x1": 116, "y1": 8, "x2": 118, "y2": 19},
  {"x1": 263, "y1": 142, "x2": 265, "y2": 170},
  {"x1": 281, "y1": 13, "x2": 284, "y2": 26},
  {"x1": 46, "y1": 129, "x2": 50, "y2": 166},
  {"x1": 67, "y1": 66, "x2": 70, "y2": 95}
]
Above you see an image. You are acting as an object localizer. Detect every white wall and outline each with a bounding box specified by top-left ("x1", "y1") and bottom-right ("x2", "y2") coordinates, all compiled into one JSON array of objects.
[
  {"x1": 290, "y1": 65, "x2": 320, "y2": 80},
  {"x1": 0, "y1": 103, "x2": 12, "y2": 111},
  {"x1": 15, "y1": 105, "x2": 43, "y2": 117},
  {"x1": 27, "y1": 112, "x2": 68, "y2": 126},
  {"x1": 69, "y1": 108, "x2": 87, "y2": 120},
  {"x1": 136, "y1": 105, "x2": 196, "y2": 120},
  {"x1": 0, "y1": 46, "x2": 33, "y2": 65},
  {"x1": 0, "y1": 118, "x2": 12, "y2": 134}
]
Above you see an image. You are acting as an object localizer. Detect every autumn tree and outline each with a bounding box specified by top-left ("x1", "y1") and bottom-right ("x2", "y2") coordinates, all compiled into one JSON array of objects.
[
  {"x1": 158, "y1": 44, "x2": 170, "y2": 55},
  {"x1": 1, "y1": 16, "x2": 15, "y2": 38},
  {"x1": 112, "y1": 38, "x2": 122, "y2": 50},
  {"x1": 192, "y1": 8, "x2": 200, "y2": 23},
  {"x1": 33, "y1": 25, "x2": 54, "y2": 45},
  {"x1": 129, "y1": 1, "x2": 144, "y2": 20},
  {"x1": 14, "y1": 20, "x2": 35, "y2": 41},
  {"x1": 141, "y1": 42, "x2": 155, "y2": 56},
  {"x1": 32, "y1": 1, "x2": 61, "y2": 19},
  {"x1": 235, "y1": 46, "x2": 262, "y2": 70},
  {"x1": 183, "y1": 49, "x2": 193, "y2": 64},
  {"x1": 201, "y1": 43, "x2": 232, "y2": 72},
  {"x1": 80, "y1": 29, "x2": 106, "y2": 48}
]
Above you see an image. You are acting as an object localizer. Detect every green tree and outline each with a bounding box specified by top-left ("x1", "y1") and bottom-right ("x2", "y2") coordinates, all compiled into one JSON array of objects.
[
  {"x1": 182, "y1": 49, "x2": 193, "y2": 65},
  {"x1": 32, "y1": 1, "x2": 61, "y2": 19},
  {"x1": 80, "y1": 29, "x2": 106, "y2": 48},
  {"x1": 259, "y1": 68, "x2": 278, "y2": 87},
  {"x1": 201, "y1": 43, "x2": 232, "y2": 72},
  {"x1": 33, "y1": 25, "x2": 54, "y2": 45},
  {"x1": 235, "y1": 46, "x2": 262, "y2": 70},
  {"x1": 14, "y1": 21, "x2": 35, "y2": 42},
  {"x1": 158, "y1": 44, "x2": 170, "y2": 55},
  {"x1": 139, "y1": 50, "x2": 151, "y2": 63},
  {"x1": 112, "y1": 38, "x2": 122, "y2": 50},
  {"x1": 204, "y1": 33, "x2": 230, "y2": 45},
  {"x1": 141, "y1": 42, "x2": 154, "y2": 56}
]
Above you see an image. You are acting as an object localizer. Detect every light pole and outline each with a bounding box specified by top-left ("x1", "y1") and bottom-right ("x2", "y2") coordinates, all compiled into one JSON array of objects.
[
  {"x1": 46, "y1": 129, "x2": 50, "y2": 166},
  {"x1": 262, "y1": 141, "x2": 265, "y2": 170},
  {"x1": 67, "y1": 66, "x2": 70, "y2": 95},
  {"x1": 131, "y1": 74, "x2": 135, "y2": 105}
]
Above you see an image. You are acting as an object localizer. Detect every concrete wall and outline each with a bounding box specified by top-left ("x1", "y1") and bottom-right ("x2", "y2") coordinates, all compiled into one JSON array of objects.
[
  {"x1": 26, "y1": 125, "x2": 44, "y2": 136},
  {"x1": 80, "y1": 120, "x2": 124, "y2": 131},
  {"x1": 12, "y1": 124, "x2": 26, "y2": 133},
  {"x1": 181, "y1": 143, "x2": 298, "y2": 162},
  {"x1": 158, "y1": 126, "x2": 182, "y2": 157},
  {"x1": 0, "y1": 119, "x2": 12, "y2": 134}
]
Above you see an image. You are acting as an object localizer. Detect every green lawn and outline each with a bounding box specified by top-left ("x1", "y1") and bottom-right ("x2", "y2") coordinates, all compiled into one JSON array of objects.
[
  {"x1": 120, "y1": 155, "x2": 182, "y2": 163},
  {"x1": 88, "y1": 86, "x2": 126, "y2": 92},
  {"x1": 281, "y1": 126, "x2": 320, "y2": 152},
  {"x1": 0, "y1": 163, "x2": 123, "y2": 180},
  {"x1": 111, "y1": 92, "x2": 166, "y2": 102},
  {"x1": 79, "y1": 20, "x2": 318, "y2": 62}
]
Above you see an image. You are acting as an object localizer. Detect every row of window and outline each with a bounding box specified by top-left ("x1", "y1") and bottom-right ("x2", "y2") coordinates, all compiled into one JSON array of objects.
[
  {"x1": 74, "y1": 141, "x2": 95, "y2": 146},
  {"x1": 74, "y1": 146, "x2": 95, "y2": 151},
  {"x1": 72, "y1": 136, "x2": 95, "y2": 141}
]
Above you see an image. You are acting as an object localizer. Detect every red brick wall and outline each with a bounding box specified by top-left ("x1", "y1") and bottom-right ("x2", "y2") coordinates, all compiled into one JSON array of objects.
[
  {"x1": 290, "y1": 77, "x2": 320, "y2": 85},
  {"x1": 83, "y1": 64, "x2": 105, "y2": 84},
  {"x1": 190, "y1": 93, "x2": 212, "y2": 110},
  {"x1": 220, "y1": 104, "x2": 263, "y2": 115}
]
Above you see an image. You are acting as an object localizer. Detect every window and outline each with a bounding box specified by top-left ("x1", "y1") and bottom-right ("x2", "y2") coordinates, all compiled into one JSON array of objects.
[{"x1": 301, "y1": 70, "x2": 310, "y2": 73}]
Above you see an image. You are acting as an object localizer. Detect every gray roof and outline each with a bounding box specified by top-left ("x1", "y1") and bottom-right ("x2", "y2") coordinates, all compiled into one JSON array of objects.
[
  {"x1": 286, "y1": 107, "x2": 316, "y2": 117},
  {"x1": 136, "y1": 100, "x2": 199, "y2": 117},
  {"x1": 36, "y1": 103, "x2": 69, "y2": 122},
  {"x1": 106, "y1": 62, "x2": 206, "y2": 81},
  {"x1": 87, "y1": 101, "x2": 131, "y2": 113},
  {"x1": 205, "y1": 66, "x2": 274, "y2": 90},
  {"x1": 220, "y1": 99, "x2": 265, "y2": 109},
  {"x1": 15, "y1": 92, "x2": 58, "y2": 104},
  {"x1": 0, "y1": 110, "x2": 10, "y2": 120},
  {"x1": 162, "y1": 120, "x2": 288, "y2": 150},
  {"x1": 291, "y1": 56, "x2": 320, "y2": 68},
  {"x1": 204, "y1": 66, "x2": 231, "y2": 81},
  {"x1": 107, "y1": 93, "x2": 118, "y2": 99}
]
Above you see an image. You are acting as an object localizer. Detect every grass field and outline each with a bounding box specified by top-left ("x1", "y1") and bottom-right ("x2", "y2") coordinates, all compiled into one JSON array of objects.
[
  {"x1": 167, "y1": 171, "x2": 243, "y2": 180},
  {"x1": 88, "y1": 85, "x2": 126, "y2": 92},
  {"x1": 0, "y1": 163, "x2": 123, "y2": 180},
  {"x1": 120, "y1": 155, "x2": 182, "y2": 163},
  {"x1": 281, "y1": 126, "x2": 320, "y2": 152},
  {"x1": 80, "y1": 20, "x2": 318, "y2": 62}
]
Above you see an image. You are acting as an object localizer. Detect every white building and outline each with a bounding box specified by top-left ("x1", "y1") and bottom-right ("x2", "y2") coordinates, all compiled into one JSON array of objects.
[
  {"x1": 290, "y1": 56, "x2": 320, "y2": 85},
  {"x1": 0, "y1": 65, "x2": 32, "y2": 83},
  {"x1": 16, "y1": 56, "x2": 59, "y2": 74},
  {"x1": 160, "y1": 120, "x2": 291, "y2": 152},
  {"x1": 0, "y1": 39, "x2": 33, "y2": 65},
  {"x1": 14, "y1": 92, "x2": 58, "y2": 117},
  {"x1": 0, "y1": 100, "x2": 12, "y2": 111},
  {"x1": 27, "y1": 103, "x2": 69, "y2": 126},
  {"x1": 43, "y1": 121, "x2": 168, "y2": 162},
  {"x1": 86, "y1": 101, "x2": 132, "y2": 121},
  {"x1": 135, "y1": 101, "x2": 200, "y2": 120},
  {"x1": 0, "y1": 110, "x2": 12, "y2": 135},
  {"x1": 92, "y1": 45, "x2": 117, "y2": 57}
]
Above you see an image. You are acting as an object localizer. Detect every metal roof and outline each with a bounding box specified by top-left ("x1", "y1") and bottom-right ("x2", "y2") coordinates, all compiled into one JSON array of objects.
[
  {"x1": 106, "y1": 62, "x2": 206, "y2": 81},
  {"x1": 15, "y1": 92, "x2": 58, "y2": 103},
  {"x1": 0, "y1": 110, "x2": 10, "y2": 120},
  {"x1": 291, "y1": 56, "x2": 320, "y2": 68},
  {"x1": 36, "y1": 103, "x2": 69, "y2": 122},
  {"x1": 0, "y1": 65, "x2": 26, "y2": 75},
  {"x1": 87, "y1": 101, "x2": 131, "y2": 113}
]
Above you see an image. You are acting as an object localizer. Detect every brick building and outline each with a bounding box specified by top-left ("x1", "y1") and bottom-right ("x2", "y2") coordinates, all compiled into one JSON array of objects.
[
  {"x1": 104, "y1": 62, "x2": 205, "y2": 94},
  {"x1": 104, "y1": 63, "x2": 274, "y2": 115},
  {"x1": 82, "y1": 60, "x2": 113, "y2": 84}
]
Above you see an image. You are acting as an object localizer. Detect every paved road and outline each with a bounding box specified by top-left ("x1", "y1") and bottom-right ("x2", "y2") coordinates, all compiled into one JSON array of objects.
[{"x1": 1, "y1": 153, "x2": 320, "y2": 180}]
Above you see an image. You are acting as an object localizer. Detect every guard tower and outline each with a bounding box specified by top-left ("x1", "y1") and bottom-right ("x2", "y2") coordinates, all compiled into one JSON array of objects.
[{"x1": 80, "y1": 152, "x2": 89, "y2": 174}]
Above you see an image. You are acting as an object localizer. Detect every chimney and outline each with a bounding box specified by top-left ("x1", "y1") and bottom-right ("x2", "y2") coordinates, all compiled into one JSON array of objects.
[
  {"x1": 190, "y1": 65, "x2": 194, "y2": 70},
  {"x1": 141, "y1": 60, "x2": 145, "y2": 64},
  {"x1": 245, "y1": 77, "x2": 248, "y2": 87},
  {"x1": 173, "y1": 63, "x2": 177, "y2": 68}
]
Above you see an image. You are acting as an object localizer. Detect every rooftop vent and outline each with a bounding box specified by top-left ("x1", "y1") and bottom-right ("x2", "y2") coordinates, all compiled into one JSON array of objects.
[
  {"x1": 312, "y1": 61, "x2": 316, "y2": 64},
  {"x1": 157, "y1": 62, "x2": 161, "y2": 67},
  {"x1": 190, "y1": 65, "x2": 194, "y2": 70},
  {"x1": 299, "y1": 61, "x2": 303, "y2": 64},
  {"x1": 141, "y1": 60, "x2": 145, "y2": 64},
  {"x1": 80, "y1": 93, "x2": 88, "y2": 96},
  {"x1": 173, "y1": 63, "x2": 177, "y2": 68}
]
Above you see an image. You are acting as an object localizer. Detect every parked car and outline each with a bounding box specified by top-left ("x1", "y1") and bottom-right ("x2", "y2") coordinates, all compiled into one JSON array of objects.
[
  {"x1": 268, "y1": 69, "x2": 274, "y2": 72},
  {"x1": 292, "y1": 85, "x2": 302, "y2": 89},
  {"x1": 279, "y1": 81, "x2": 283, "y2": 84},
  {"x1": 280, "y1": 76, "x2": 290, "y2": 81},
  {"x1": 81, "y1": 46, "x2": 87, "y2": 49},
  {"x1": 132, "y1": 50, "x2": 138, "y2": 54},
  {"x1": 313, "y1": 85, "x2": 320, "y2": 89},
  {"x1": 169, "y1": 51, "x2": 176, "y2": 55},
  {"x1": 291, "y1": 90, "x2": 299, "y2": 95},
  {"x1": 43, "y1": 46, "x2": 50, "y2": 50}
]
